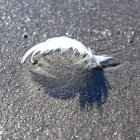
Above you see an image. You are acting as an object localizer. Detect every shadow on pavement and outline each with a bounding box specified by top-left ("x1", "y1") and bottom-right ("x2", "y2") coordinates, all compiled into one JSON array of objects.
[
  {"x1": 79, "y1": 69, "x2": 110, "y2": 108},
  {"x1": 31, "y1": 68, "x2": 109, "y2": 108}
]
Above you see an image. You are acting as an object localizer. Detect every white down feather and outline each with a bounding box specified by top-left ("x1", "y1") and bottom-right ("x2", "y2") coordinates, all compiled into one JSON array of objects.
[{"x1": 21, "y1": 36, "x2": 112, "y2": 68}]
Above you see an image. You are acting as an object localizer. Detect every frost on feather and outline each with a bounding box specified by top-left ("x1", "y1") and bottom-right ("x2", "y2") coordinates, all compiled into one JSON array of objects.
[{"x1": 21, "y1": 36, "x2": 112, "y2": 68}]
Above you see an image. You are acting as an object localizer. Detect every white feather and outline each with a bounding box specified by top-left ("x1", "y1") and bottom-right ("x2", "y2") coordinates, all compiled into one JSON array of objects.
[{"x1": 21, "y1": 36, "x2": 112, "y2": 68}]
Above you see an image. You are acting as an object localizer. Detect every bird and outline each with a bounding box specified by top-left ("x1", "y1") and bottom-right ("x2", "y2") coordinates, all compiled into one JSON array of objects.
[{"x1": 21, "y1": 36, "x2": 112, "y2": 68}]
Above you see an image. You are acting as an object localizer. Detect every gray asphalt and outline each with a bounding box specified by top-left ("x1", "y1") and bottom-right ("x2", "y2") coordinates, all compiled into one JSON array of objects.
[{"x1": 0, "y1": 0, "x2": 140, "y2": 140}]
